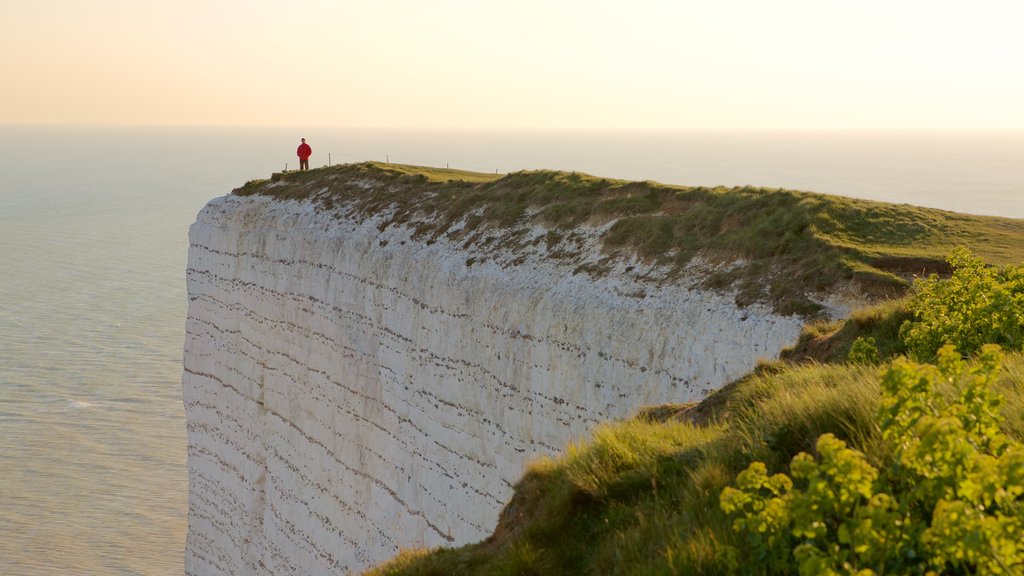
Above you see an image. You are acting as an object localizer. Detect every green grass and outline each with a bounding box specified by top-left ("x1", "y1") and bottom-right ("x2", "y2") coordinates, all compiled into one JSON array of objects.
[
  {"x1": 367, "y1": 352, "x2": 1024, "y2": 576},
  {"x1": 781, "y1": 297, "x2": 913, "y2": 364},
  {"x1": 235, "y1": 162, "x2": 1024, "y2": 316}
]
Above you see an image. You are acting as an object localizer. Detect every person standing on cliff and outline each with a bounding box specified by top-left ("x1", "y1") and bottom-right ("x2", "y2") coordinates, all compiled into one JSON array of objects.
[{"x1": 297, "y1": 138, "x2": 312, "y2": 171}]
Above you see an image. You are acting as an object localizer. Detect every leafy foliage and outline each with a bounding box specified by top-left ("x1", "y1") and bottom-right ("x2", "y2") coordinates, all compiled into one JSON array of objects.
[
  {"x1": 721, "y1": 345, "x2": 1024, "y2": 575},
  {"x1": 901, "y1": 247, "x2": 1024, "y2": 360},
  {"x1": 846, "y1": 336, "x2": 880, "y2": 365}
]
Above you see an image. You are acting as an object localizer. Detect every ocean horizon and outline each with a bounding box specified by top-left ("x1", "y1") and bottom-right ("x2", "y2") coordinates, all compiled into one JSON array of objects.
[
  {"x1": 1, "y1": 126, "x2": 1022, "y2": 575},
  {"x1": 5, "y1": 125, "x2": 1024, "y2": 216}
]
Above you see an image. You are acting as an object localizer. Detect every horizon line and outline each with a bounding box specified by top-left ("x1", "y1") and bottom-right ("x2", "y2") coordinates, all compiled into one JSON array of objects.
[{"x1": 3, "y1": 122, "x2": 1024, "y2": 133}]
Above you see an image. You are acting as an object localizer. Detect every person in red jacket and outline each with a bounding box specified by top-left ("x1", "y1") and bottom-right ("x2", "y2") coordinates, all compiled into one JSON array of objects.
[{"x1": 297, "y1": 138, "x2": 312, "y2": 171}]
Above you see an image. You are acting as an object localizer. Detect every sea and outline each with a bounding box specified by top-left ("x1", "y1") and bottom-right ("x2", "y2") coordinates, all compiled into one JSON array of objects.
[{"x1": 0, "y1": 126, "x2": 1022, "y2": 575}]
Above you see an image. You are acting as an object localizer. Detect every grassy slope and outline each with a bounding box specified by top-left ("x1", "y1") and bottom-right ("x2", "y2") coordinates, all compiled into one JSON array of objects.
[
  {"x1": 235, "y1": 162, "x2": 1024, "y2": 316},
  {"x1": 780, "y1": 296, "x2": 915, "y2": 365}
]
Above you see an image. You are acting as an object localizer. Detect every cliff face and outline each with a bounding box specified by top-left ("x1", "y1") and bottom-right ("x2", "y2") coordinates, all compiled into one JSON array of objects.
[{"x1": 182, "y1": 191, "x2": 805, "y2": 575}]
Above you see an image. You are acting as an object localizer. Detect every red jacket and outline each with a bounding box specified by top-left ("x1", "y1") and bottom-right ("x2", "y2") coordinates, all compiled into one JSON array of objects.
[{"x1": 297, "y1": 143, "x2": 312, "y2": 160}]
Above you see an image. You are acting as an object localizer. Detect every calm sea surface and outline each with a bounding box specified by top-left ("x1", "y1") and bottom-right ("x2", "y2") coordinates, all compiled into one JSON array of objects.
[{"x1": 0, "y1": 126, "x2": 1022, "y2": 574}]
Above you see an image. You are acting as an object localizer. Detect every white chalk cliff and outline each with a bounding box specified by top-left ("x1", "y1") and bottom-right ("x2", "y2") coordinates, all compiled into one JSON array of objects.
[{"x1": 182, "y1": 180, "x2": 808, "y2": 574}]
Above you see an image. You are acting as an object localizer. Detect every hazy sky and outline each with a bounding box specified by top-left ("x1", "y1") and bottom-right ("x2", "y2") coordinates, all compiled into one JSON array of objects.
[{"x1": 3, "y1": 0, "x2": 1022, "y2": 129}]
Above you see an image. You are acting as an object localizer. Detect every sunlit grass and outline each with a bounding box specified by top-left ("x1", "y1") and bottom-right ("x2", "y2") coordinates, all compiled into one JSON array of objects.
[{"x1": 782, "y1": 296, "x2": 913, "y2": 364}]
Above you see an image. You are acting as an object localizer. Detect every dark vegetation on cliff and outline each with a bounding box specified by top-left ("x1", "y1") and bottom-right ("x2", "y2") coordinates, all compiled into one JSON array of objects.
[
  {"x1": 234, "y1": 162, "x2": 1024, "y2": 316},
  {"x1": 368, "y1": 251, "x2": 1024, "y2": 575}
]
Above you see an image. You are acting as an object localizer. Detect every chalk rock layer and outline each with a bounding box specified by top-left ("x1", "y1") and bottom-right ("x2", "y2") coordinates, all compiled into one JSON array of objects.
[{"x1": 182, "y1": 194, "x2": 804, "y2": 575}]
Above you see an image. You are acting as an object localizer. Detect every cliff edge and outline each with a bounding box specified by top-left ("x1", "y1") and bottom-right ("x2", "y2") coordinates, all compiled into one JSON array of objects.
[{"x1": 182, "y1": 163, "x2": 1024, "y2": 575}]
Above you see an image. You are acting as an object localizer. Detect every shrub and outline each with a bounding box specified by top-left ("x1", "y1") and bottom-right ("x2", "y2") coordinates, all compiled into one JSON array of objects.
[
  {"x1": 721, "y1": 345, "x2": 1024, "y2": 575},
  {"x1": 846, "y1": 336, "x2": 880, "y2": 365},
  {"x1": 900, "y1": 247, "x2": 1024, "y2": 360}
]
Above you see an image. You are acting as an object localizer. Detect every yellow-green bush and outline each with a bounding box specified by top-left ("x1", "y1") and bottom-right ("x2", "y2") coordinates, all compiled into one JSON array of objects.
[
  {"x1": 721, "y1": 346, "x2": 1023, "y2": 575},
  {"x1": 901, "y1": 247, "x2": 1024, "y2": 360}
]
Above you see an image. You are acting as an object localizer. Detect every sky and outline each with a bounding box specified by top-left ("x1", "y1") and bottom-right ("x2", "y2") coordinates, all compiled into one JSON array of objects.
[{"x1": 3, "y1": 0, "x2": 1023, "y2": 130}]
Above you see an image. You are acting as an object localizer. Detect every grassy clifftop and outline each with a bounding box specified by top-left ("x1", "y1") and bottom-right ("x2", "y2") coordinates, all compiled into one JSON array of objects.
[{"x1": 236, "y1": 162, "x2": 1024, "y2": 315}]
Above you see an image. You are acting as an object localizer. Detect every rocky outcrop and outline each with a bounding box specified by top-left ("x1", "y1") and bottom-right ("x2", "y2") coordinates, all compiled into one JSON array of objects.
[{"x1": 182, "y1": 191, "x2": 805, "y2": 575}]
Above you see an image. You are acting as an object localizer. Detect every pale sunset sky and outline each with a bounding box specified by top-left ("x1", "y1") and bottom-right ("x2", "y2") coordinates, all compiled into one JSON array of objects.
[{"x1": 2, "y1": 0, "x2": 1022, "y2": 129}]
